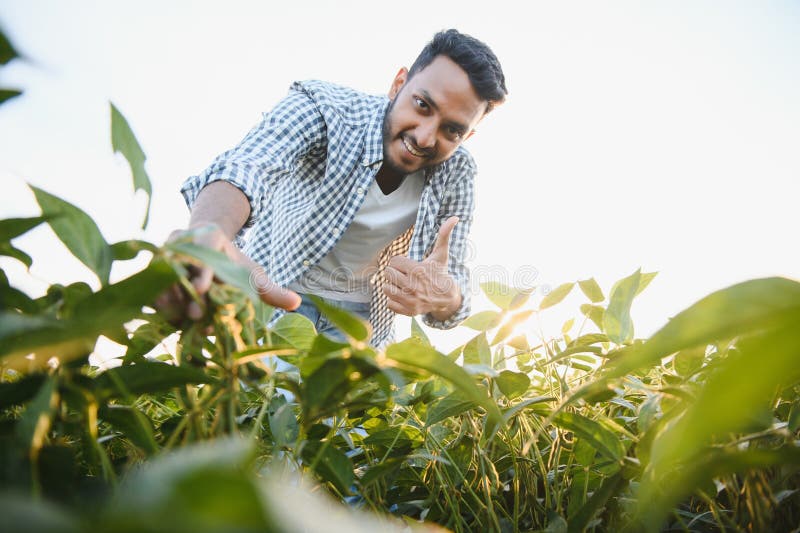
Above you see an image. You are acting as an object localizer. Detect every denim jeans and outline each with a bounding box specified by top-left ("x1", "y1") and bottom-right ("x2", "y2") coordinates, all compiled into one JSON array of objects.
[{"x1": 292, "y1": 293, "x2": 371, "y2": 343}]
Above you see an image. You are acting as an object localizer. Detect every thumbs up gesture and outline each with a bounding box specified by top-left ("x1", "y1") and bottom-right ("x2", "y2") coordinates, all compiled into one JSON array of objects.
[{"x1": 383, "y1": 216, "x2": 463, "y2": 321}]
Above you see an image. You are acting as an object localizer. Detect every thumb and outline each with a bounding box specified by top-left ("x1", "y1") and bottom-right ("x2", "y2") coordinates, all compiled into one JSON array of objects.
[{"x1": 428, "y1": 216, "x2": 459, "y2": 265}]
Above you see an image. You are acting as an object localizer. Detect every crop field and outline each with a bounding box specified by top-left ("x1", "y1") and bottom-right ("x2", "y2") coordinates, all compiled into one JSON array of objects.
[{"x1": 2, "y1": 26, "x2": 800, "y2": 533}]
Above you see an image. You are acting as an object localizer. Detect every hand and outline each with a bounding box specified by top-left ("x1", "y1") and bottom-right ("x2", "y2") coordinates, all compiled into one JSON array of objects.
[
  {"x1": 383, "y1": 216, "x2": 462, "y2": 320},
  {"x1": 154, "y1": 223, "x2": 301, "y2": 324}
]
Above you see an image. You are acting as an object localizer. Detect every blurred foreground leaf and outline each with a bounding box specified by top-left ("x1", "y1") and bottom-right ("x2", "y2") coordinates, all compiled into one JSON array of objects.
[
  {"x1": 111, "y1": 102, "x2": 152, "y2": 229},
  {"x1": 31, "y1": 186, "x2": 113, "y2": 285}
]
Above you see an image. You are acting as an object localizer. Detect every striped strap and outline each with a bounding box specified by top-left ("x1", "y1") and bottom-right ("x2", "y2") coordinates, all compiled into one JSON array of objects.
[{"x1": 369, "y1": 225, "x2": 415, "y2": 347}]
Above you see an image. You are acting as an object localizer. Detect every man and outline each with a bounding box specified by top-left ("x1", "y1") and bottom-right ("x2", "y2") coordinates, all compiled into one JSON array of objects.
[{"x1": 170, "y1": 29, "x2": 507, "y2": 348}]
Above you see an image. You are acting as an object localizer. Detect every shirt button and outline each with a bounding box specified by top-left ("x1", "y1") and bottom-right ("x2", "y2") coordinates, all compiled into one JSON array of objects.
[
  {"x1": 356, "y1": 187, "x2": 365, "y2": 195},
  {"x1": 332, "y1": 227, "x2": 340, "y2": 236},
  {"x1": 302, "y1": 259, "x2": 311, "y2": 267}
]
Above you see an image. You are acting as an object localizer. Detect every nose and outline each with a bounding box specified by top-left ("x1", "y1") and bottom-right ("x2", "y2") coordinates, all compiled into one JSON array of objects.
[{"x1": 415, "y1": 121, "x2": 437, "y2": 150}]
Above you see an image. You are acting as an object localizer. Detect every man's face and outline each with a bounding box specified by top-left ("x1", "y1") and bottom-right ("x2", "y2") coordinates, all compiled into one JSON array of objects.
[{"x1": 381, "y1": 55, "x2": 486, "y2": 177}]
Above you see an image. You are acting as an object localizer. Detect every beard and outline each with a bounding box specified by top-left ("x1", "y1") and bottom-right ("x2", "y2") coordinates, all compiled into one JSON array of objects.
[{"x1": 380, "y1": 97, "x2": 408, "y2": 179}]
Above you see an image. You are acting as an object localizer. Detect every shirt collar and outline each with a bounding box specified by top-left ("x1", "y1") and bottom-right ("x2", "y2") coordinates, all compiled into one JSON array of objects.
[{"x1": 361, "y1": 98, "x2": 389, "y2": 167}]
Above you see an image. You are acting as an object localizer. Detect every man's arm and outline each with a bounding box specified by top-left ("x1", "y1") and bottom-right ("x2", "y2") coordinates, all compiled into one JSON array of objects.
[
  {"x1": 188, "y1": 181, "x2": 250, "y2": 238},
  {"x1": 158, "y1": 180, "x2": 301, "y2": 321},
  {"x1": 158, "y1": 87, "x2": 328, "y2": 322}
]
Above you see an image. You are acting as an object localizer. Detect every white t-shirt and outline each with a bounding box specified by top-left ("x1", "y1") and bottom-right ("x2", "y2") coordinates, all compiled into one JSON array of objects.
[{"x1": 288, "y1": 170, "x2": 425, "y2": 302}]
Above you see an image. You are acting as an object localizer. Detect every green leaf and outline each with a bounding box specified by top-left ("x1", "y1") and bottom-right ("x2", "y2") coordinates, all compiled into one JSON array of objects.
[
  {"x1": 603, "y1": 269, "x2": 641, "y2": 344},
  {"x1": 301, "y1": 440, "x2": 354, "y2": 495},
  {"x1": 385, "y1": 338, "x2": 503, "y2": 433},
  {"x1": 359, "y1": 457, "x2": 404, "y2": 487},
  {"x1": 495, "y1": 370, "x2": 530, "y2": 400},
  {"x1": 672, "y1": 345, "x2": 705, "y2": 377},
  {"x1": 0, "y1": 216, "x2": 49, "y2": 242},
  {"x1": 0, "y1": 493, "x2": 81, "y2": 533},
  {"x1": 93, "y1": 362, "x2": 214, "y2": 398},
  {"x1": 539, "y1": 282, "x2": 575, "y2": 310},
  {"x1": 99, "y1": 404, "x2": 158, "y2": 455},
  {"x1": 578, "y1": 278, "x2": 604, "y2": 303},
  {"x1": 0, "y1": 88, "x2": 22, "y2": 105},
  {"x1": 30, "y1": 185, "x2": 112, "y2": 285},
  {"x1": 123, "y1": 318, "x2": 176, "y2": 363},
  {"x1": 269, "y1": 403, "x2": 299, "y2": 449},
  {"x1": 0, "y1": 276, "x2": 37, "y2": 313},
  {"x1": 788, "y1": 402, "x2": 800, "y2": 433},
  {"x1": 480, "y1": 281, "x2": 530, "y2": 311},
  {"x1": 111, "y1": 102, "x2": 152, "y2": 229},
  {"x1": 492, "y1": 309, "x2": 534, "y2": 345},
  {"x1": 635, "y1": 271, "x2": 658, "y2": 296},
  {"x1": 309, "y1": 295, "x2": 370, "y2": 342},
  {"x1": 507, "y1": 334, "x2": 530, "y2": 352},
  {"x1": 461, "y1": 310, "x2": 503, "y2": 331},
  {"x1": 502, "y1": 396, "x2": 555, "y2": 422},
  {"x1": 567, "y1": 472, "x2": 626, "y2": 533},
  {"x1": 105, "y1": 438, "x2": 270, "y2": 532},
  {"x1": 580, "y1": 304, "x2": 605, "y2": 331},
  {"x1": 166, "y1": 239, "x2": 261, "y2": 305},
  {"x1": 364, "y1": 426, "x2": 424, "y2": 450},
  {"x1": 553, "y1": 412, "x2": 625, "y2": 463},
  {"x1": 110, "y1": 239, "x2": 157, "y2": 261},
  {"x1": 0, "y1": 373, "x2": 46, "y2": 408},
  {"x1": 410, "y1": 316, "x2": 430, "y2": 345},
  {"x1": 303, "y1": 358, "x2": 351, "y2": 415},
  {"x1": 463, "y1": 332, "x2": 491, "y2": 365},
  {"x1": 649, "y1": 323, "x2": 800, "y2": 473},
  {"x1": 569, "y1": 333, "x2": 609, "y2": 347},
  {"x1": 426, "y1": 392, "x2": 476, "y2": 425},
  {"x1": 271, "y1": 313, "x2": 316, "y2": 350},
  {"x1": 0, "y1": 242, "x2": 32, "y2": 267},
  {"x1": 637, "y1": 446, "x2": 800, "y2": 531},
  {"x1": 14, "y1": 376, "x2": 58, "y2": 458},
  {"x1": 636, "y1": 323, "x2": 800, "y2": 529},
  {"x1": 544, "y1": 511, "x2": 568, "y2": 533},
  {"x1": 606, "y1": 277, "x2": 800, "y2": 379},
  {"x1": 1, "y1": 28, "x2": 19, "y2": 65}
]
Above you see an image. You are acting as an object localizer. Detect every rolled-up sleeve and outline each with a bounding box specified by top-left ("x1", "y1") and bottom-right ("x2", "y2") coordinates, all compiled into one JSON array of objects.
[
  {"x1": 180, "y1": 87, "x2": 326, "y2": 231},
  {"x1": 422, "y1": 154, "x2": 476, "y2": 330}
]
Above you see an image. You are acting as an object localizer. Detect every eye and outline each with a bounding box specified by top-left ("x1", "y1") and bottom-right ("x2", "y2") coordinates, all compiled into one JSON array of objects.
[
  {"x1": 445, "y1": 125, "x2": 464, "y2": 141},
  {"x1": 414, "y1": 96, "x2": 429, "y2": 111}
]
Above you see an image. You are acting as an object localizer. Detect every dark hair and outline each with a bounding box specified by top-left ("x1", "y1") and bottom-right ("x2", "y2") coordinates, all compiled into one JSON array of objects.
[{"x1": 408, "y1": 29, "x2": 507, "y2": 114}]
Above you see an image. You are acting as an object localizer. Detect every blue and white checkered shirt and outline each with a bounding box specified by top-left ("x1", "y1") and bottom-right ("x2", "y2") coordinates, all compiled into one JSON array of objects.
[{"x1": 181, "y1": 80, "x2": 476, "y2": 346}]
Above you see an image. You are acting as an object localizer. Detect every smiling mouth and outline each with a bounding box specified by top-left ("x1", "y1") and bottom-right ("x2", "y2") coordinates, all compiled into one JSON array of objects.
[{"x1": 402, "y1": 136, "x2": 428, "y2": 158}]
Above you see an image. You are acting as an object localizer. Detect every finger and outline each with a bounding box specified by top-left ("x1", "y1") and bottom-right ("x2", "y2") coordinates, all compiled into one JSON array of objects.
[
  {"x1": 428, "y1": 216, "x2": 459, "y2": 265},
  {"x1": 384, "y1": 265, "x2": 410, "y2": 287},
  {"x1": 249, "y1": 265, "x2": 302, "y2": 311},
  {"x1": 383, "y1": 282, "x2": 414, "y2": 304},
  {"x1": 187, "y1": 299, "x2": 205, "y2": 321},
  {"x1": 386, "y1": 297, "x2": 412, "y2": 316},
  {"x1": 387, "y1": 255, "x2": 418, "y2": 274},
  {"x1": 191, "y1": 265, "x2": 215, "y2": 296},
  {"x1": 166, "y1": 229, "x2": 185, "y2": 243},
  {"x1": 154, "y1": 284, "x2": 188, "y2": 327}
]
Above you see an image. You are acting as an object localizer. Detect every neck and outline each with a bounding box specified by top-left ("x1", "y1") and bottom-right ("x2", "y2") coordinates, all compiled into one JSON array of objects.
[{"x1": 375, "y1": 164, "x2": 407, "y2": 195}]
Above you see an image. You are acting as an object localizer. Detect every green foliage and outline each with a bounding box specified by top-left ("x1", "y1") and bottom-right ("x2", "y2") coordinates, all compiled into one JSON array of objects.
[
  {"x1": 31, "y1": 185, "x2": 114, "y2": 285},
  {"x1": 3, "y1": 25, "x2": 800, "y2": 530},
  {"x1": 110, "y1": 102, "x2": 152, "y2": 229}
]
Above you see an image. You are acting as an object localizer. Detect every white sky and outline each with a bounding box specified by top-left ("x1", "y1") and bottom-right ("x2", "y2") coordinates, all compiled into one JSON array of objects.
[{"x1": 1, "y1": 1, "x2": 798, "y2": 354}]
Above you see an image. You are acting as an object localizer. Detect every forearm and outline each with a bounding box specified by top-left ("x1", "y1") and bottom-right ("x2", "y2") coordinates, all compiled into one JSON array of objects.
[{"x1": 188, "y1": 181, "x2": 251, "y2": 239}]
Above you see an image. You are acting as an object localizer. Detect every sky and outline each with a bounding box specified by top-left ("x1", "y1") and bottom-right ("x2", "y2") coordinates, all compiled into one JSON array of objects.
[{"x1": 1, "y1": 1, "x2": 799, "y2": 355}]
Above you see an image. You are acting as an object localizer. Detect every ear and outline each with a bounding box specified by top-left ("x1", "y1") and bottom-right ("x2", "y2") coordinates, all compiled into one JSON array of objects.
[
  {"x1": 464, "y1": 129, "x2": 477, "y2": 142},
  {"x1": 388, "y1": 67, "x2": 409, "y2": 100}
]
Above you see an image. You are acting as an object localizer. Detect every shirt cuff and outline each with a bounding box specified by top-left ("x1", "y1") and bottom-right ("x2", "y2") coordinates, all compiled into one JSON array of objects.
[
  {"x1": 422, "y1": 278, "x2": 471, "y2": 330},
  {"x1": 180, "y1": 163, "x2": 264, "y2": 231}
]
